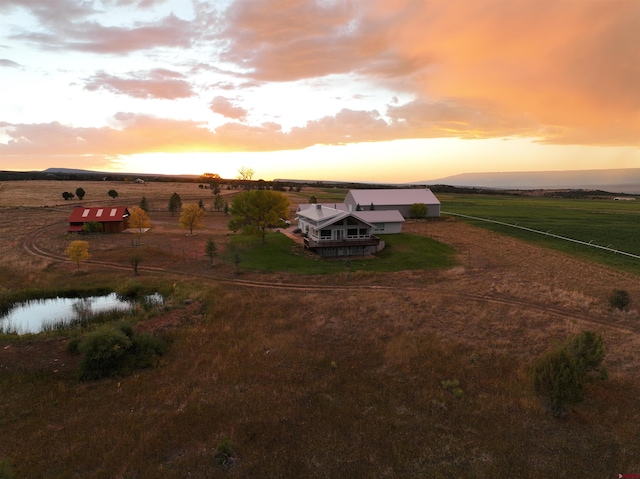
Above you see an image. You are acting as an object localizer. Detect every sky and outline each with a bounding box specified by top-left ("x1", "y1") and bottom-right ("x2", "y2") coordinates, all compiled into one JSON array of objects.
[{"x1": 0, "y1": 0, "x2": 638, "y2": 183}]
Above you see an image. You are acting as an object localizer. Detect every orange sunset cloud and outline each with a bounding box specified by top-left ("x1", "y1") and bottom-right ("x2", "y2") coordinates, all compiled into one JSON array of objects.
[{"x1": 0, "y1": 0, "x2": 637, "y2": 180}]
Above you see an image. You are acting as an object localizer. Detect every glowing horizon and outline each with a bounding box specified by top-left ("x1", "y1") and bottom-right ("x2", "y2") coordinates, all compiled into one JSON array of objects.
[{"x1": 1, "y1": 0, "x2": 638, "y2": 182}]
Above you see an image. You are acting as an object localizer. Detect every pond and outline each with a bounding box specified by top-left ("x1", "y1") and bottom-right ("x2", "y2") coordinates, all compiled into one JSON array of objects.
[{"x1": 0, "y1": 293, "x2": 163, "y2": 334}]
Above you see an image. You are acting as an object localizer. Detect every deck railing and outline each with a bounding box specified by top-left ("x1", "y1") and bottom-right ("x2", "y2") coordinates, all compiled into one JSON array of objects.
[{"x1": 304, "y1": 236, "x2": 380, "y2": 249}]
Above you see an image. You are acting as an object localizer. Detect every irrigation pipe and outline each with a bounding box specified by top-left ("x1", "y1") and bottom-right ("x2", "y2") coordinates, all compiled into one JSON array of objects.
[{"x1": 442, "y1": 211, "x2": 640, "y2": 260}]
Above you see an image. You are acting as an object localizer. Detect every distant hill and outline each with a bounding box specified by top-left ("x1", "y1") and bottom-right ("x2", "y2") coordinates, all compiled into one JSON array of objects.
[
  {"x1": 43, "y1": 167, "x2": 103, "y2": 175},
  {"x1": 425, "y1": 168, "x2": 640, "y2": 194}
]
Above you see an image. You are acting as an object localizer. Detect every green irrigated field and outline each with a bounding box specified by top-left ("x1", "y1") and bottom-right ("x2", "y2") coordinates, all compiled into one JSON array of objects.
[{"x1": 440, "y1": 194, "x2": 640, "y2": 275}]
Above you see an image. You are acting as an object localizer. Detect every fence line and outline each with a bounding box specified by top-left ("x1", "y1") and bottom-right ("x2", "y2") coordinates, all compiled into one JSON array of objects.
[{"x1": 442, "y1": 211, "x2": 640, "y2": 260}]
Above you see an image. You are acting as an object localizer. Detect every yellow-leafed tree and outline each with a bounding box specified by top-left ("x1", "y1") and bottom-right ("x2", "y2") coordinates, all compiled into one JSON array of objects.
[
  {"x1": 65, "y1": 240, "x2": 90, "y2": 271},
  {"x1": 179, "y1": 203, "x2": 205, "y2": 235},
  {"x1": 128, "y1": 206, "x2": 151, "y2": 244}
]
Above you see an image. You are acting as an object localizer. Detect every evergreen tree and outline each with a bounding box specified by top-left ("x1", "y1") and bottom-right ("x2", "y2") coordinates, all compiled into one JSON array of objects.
[
  {"x1": 168, "y1": 192, "x2": 182, "y2": 216},
  {"x1": 214, "y1": 194, "x2": 225, "y2": 212},
  {"x1": 532, "y1": 330, "x2": 606, "y2": 416},
  {"x1": 205, "y1": 238, "x2": 217, "y2": 265}
]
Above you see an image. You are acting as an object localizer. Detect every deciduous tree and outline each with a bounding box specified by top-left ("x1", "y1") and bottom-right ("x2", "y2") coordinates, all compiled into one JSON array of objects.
[
  {"x1": 108, "y1": 189, "x2": 118, "y2": 199},
  {"x1": 65, "y1": 240, "x2": 91, "y2": 271},
  {"x1": 128, "y1": 206, "x2": 151, "y2": 244},
  {"x1": 130, "y1": 253, "x2": 142, "y2": 275},
  {"x1": 237, "y1": 166, "x2": 254, "y2": 190},
  {"x1": 409, "y1": 203, "x2": 428, "y2": 218},
  {"x1": 139, "y1": 196, "x2": 149, "y2": 212},
  {"x1": 75, "y1": 187, "x2": 86, "y2": 200},
  {"x1": 227, "y1": 190, "x2": 290, "y2": 244},
  {"x1": 179, "y1": 203, "x2": 205, "y2": 235},
  {"x1": 82, "y1": 221, "x2": 102, "y2": 233}
]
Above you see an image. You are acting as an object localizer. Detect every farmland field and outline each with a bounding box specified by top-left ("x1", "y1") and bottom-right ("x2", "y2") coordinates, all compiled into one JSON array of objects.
[
  {"x1": 440, "y1": 194, "x2": 640, "y2": 275},
  {"x1": 1, "y1": 180, "x2": 640, "y2": 478}
]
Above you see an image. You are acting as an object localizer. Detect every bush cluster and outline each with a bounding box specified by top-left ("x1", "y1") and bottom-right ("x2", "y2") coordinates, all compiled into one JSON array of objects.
[
  {"x1": 608, "y1": 289, "x2": 631, "y2": 311},
  {"x1": 72, "y1": 322, "x2": 167, "y2": 380},
  {"x1": 532, "y1": 331, "x2": 606, "y2": 416}
]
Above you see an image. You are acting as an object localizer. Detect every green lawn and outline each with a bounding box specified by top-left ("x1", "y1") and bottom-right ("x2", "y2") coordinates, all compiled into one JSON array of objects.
[
  {"x1": 440, "y1": 194, "x2": 640, "y2": 275},
  {"x1": 224, "y1": 231, "x2": 456, "y2": 274}
]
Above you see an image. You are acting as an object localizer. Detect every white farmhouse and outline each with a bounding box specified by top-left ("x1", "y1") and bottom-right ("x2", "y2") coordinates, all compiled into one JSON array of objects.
[{"x1": 296, "y1": 204, "x2": 404, "y2": 258}]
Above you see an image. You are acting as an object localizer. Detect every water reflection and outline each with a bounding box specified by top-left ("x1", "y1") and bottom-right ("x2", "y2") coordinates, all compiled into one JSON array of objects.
[{"x1": 0, "y1": 293, "x2": 163, "y2": 334}]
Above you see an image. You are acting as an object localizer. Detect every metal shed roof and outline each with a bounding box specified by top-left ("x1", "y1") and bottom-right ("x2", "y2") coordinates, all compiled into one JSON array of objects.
[
  {"x1": 346, "y1": 188, "x2": 441, "y2": 206},
  {"x1": 68, "y1": 206, "x2": 129, "y2": 223}
]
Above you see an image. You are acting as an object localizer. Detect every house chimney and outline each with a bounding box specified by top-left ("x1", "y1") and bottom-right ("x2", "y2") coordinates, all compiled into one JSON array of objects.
[{"x1": 316, "y1": 204, "x2": 321, "y2": 210}]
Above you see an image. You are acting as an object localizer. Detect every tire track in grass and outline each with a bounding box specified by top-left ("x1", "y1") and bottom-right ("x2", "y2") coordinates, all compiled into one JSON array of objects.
[{"x1": 22, "y1": 221, "x2": 640, "y2": 336}]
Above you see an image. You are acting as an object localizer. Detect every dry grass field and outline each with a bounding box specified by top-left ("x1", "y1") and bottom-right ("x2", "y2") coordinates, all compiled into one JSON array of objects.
[{"x1": 1, "y1": 181, "x2": 639, "y2": 478}]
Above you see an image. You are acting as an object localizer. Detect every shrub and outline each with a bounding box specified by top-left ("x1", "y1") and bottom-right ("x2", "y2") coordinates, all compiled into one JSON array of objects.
[
  {"x1": 130, "y1": 333, "x2": 167, "y2": 368},
  {"x1": 533, "y1": 330, "x2": 606, "y2": 416},
  {"x1": 409, "y1": 203, "x2": 428, "y2": 218},
  {"x1": 116, "y1": 280, "x2": 147, "y2": 301},
  {"x1": 609, "y1": 289, "x2": 631, "y2": 311},
  {"x1": 76, "y1": 323, "x2": 167, "y2": 380},
  {"x1": 82, "y1": 221, "x2": 102, "y2": 233},
  {"x1": 565, "y1": 330, "x2": 605, "y2": 379},
  {"x1": 532, "y1": 347, "x2": 582, "y2": 416},
  {"x1": 78, "y1": 325, "x2": 133, "y2": 380}
]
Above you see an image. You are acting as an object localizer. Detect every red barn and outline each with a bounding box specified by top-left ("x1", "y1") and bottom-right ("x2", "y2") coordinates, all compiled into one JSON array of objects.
[{"x1": 68, "y1": 206, "x2": 130, "y2": 233}]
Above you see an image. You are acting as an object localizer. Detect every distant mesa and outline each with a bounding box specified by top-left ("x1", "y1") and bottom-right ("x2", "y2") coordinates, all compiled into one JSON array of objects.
[
  {"x1": 43, "y1": 167, "x2": 101, "y2": 174},
  {"x1": 424, "y1": 168, "x2": 640, "y2": 194}
]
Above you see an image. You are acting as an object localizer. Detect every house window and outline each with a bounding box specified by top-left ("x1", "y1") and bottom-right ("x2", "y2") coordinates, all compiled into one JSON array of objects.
[
  {"x1": 359, "y1": 228, "x2": 368, "y2": 236},
  {"x1": 347, "y1": 218, "x2": 359, "y2": 225},
  {"x1": 347, "y1": 228, "x2": 358, "y2": 237},
  {"x1": 320, "y1": 229, "x2": 332, "y2": 239}
]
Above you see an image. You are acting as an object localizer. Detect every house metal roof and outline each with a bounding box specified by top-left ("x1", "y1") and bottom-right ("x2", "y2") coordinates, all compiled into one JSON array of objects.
[
  {"x1": 346, "y1": 188, "x2": 441, "y2": 206},
  {"x1": 353, "y1": 210, "x2": 405, "y2": 223},
  {"x1": 297, "y1": 205, "x2": 404, "y2": 229},
  {"x1": 297, "y1": 205, "x2": 376, "y2": 229},
  {"x1": 296, "y1": 203, "x2": 349, "y2": 214},
  {"x1": 68, "y1": 206, "x2": 130, "y2": 223}
]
